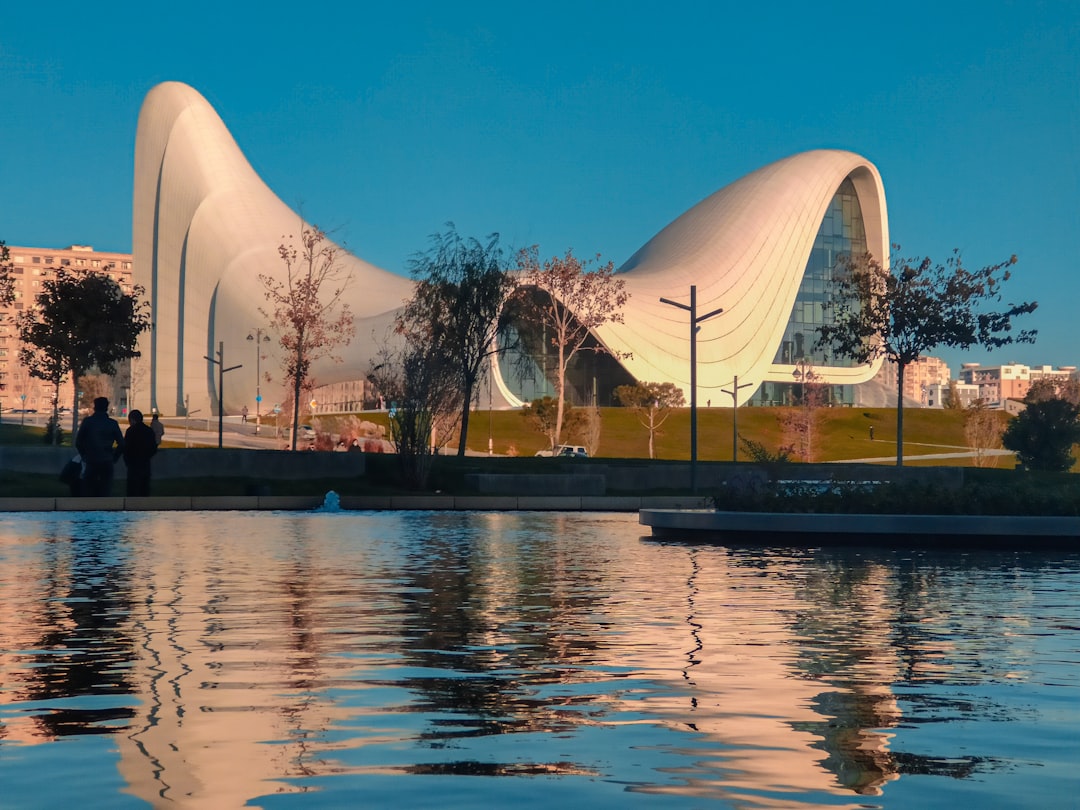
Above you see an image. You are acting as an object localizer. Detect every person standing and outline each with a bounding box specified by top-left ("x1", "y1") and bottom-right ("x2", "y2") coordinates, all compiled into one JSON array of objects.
[
  {"x1": 123, "y1": 410, "x2": 158, "y2": 497},
  {"x1": 241, "y1": 405, "x2": 249, "y2": 424},
  {"x1": 150, "y1": 412, "x2": 165, "y2": 445},
  {"x1": 75, "y1": 397, "x2": 125, "y2": 497}
]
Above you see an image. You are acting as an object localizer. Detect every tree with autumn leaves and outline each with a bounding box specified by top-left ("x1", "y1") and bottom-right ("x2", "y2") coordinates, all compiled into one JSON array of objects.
[
  {"x1": 613, "y1": 381, "x2": 684, "y2": 459},
  {"x1": 259, "y1": 226, "x2": 355, "y2": 450},
  {"x1": 513, "y1": 247, "x2": 629, "y2": 448}
]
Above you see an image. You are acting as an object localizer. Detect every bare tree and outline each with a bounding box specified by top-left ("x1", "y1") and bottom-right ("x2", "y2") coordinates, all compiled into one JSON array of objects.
[
  {"x1": 614, "y1": 381, "x2": 685, "y2": 459},
  {"x1": 521, "y1": 396, "x2": 561, "y2": 451},
  {"x1": 577, "y1": 406, "x2": 603, "y2": 458},
  {"x1": 259, "y1": 225, "x2": 355, "y2": 450},
  {"x1": 514, "y1": 247, "x2": 629, "y2": 446},
  {"x1": 964, "y1": 399, "x2": 1005, "y2": 468},
  {"x1": 782, "y1": 360, "x2": 827, "y2": 461},
  {"x1": 818, "y1": 246, "x2": 1036, "y2": 465}
]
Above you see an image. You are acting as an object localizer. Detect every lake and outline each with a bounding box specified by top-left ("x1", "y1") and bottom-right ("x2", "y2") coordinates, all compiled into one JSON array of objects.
[{"x1": 0, "y1": 510, "x2": 1077, "y2": 808}]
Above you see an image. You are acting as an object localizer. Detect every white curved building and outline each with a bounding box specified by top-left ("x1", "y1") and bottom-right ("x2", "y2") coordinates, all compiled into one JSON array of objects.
[
  {"x1": 133, "y1": 82, "x2": 413, "y2": 417},
  {"x1": 494, "y1": 150, "x2": 888, "y2": 408},
  {"x1": 134, "y1": 82, "x2": 886, "y2": 416}
]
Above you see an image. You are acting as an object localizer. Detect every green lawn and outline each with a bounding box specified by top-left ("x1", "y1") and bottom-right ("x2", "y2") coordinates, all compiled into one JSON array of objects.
[
  {"x1": 310, "y1": 406, "x2": 1012, "y2": 466},
  {"x1": 6, "y1": 404, "x2": 1074, "y2": 473}
]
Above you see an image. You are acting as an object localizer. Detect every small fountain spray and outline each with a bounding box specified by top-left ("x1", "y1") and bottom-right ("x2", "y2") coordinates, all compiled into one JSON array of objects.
[{"x1": 318, "y1": 490, "x2": 341, "y2": 512}]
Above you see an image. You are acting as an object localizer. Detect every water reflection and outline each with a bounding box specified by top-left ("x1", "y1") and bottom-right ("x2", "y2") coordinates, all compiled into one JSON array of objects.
[{"x1": 0, "y1": 512, "x2": 1077, "y2": 809}]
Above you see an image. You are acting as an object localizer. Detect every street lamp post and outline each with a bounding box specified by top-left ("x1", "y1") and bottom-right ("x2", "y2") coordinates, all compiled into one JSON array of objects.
[
  {"x1": 791, "y1": 358, "x2": 818, "y2": 404},
  {"x1": 247, "y1": 329, "x2": 271, "y2": 434},
  {"x1": 721, "y1": 375, "x2": 752, "y2": 462},
  {"x1": 659, "y1": 285, "x2": 723, "y2": 493},
  {"x1": 203, "y1": 341, "x2": 242, "y2": 449}
]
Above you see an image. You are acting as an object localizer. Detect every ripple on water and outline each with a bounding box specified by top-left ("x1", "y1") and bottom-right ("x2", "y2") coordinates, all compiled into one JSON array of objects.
[{"x1": 0, "y1": 511, "x2": 1077, "y2": 809}]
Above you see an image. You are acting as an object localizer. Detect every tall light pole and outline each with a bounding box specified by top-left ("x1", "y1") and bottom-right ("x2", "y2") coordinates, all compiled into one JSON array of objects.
[
  {"x1": 721, "y1": 375, "x2": 752, "y2": 462},
  {"x1": 247, "y1": 329, "x2": 271, "y2": 434},
  {"x1": 659, "y1": 285, "x2": 723, "y2": 493},
  {"x1": 203, "y1": 341, "x2": 241, "y2": 449}
]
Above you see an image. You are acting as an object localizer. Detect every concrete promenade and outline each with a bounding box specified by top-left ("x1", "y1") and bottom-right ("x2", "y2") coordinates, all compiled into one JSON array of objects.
[{"x1": 640, "y1": 509, "x2": 1080, "y2": 549}]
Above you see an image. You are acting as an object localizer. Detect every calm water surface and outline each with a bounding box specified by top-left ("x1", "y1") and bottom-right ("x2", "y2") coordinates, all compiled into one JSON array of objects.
[{"x1": 0, "y1": 510, "x2": 1077, "y2": 809}]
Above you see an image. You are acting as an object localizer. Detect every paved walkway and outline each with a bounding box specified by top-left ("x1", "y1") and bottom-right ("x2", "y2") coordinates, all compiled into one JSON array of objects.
[{"x1": 831, "y1": 442, "x2": 1015, "y2": 464}]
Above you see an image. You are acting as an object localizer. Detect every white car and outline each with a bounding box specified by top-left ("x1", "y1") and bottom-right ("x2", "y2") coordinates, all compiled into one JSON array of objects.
[
  {"x1": 285, "y1": 424, "x2": 317, "y2": 446},
  {"x1": 535, "y1": 444, "x2": 589, "y2": 458}
]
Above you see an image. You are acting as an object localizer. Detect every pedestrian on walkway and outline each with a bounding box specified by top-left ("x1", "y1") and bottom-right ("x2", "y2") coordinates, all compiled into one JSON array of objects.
[
  {"x1": 75, "y1": 397, "x2": 125, "y2": 497},
  {"x1": 123, "y1": 410, "x2": 158, "y2": 497},
  {"x1": 150, "y1": 412, "x2": 165, "y2": 445},
  {"x1": 869, "y1": 425, "x2": 875, "y2": 441}
]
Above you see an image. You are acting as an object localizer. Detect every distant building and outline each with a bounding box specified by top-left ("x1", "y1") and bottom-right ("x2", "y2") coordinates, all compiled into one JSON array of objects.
[
  {"x1": 871, "y1": 356, "x2": 952, "y2": 406},
  {"x1": 957, "y1": 363, "x2": 1077, "y2": 406},
  {"x1": 1, "y1": 244, "x2": 134, "y2": 415},
  {"x1": 925, "y1": 381, "x2": 980, "y2": 409}
]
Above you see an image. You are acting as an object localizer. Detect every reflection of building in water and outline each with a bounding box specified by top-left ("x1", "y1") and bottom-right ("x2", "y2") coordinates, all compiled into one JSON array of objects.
[
  {"x1": 390, "y1": 515, "x2": 906, "y2": 801},
  {"x1": 0, "y1": 524, "x2": 137, "y2": 744},
  {"x1": 112, "y1": 516, "x2": 391, "y2": 806},
  {"x1": 4, "y1": 515, "x2": 1040, "y2": 806},
  {"x1": 594, "y1": 545, "x2": 905, "y2": 803}
]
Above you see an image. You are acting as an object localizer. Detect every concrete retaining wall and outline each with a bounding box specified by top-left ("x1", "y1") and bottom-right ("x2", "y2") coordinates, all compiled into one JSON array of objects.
[
  {"x1": 464, "y1": 473, "x2": 606, "y2": 496},
  {"x1": 0, "y1": 447, "x2": 365, "y2": 480},
  {"x1": 0, "y1": 494, "x2": 709, "y2": 512}
]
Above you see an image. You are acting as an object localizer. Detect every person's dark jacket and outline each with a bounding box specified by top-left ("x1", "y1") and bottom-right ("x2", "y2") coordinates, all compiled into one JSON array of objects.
[
  {"x1": 75, "y1": 412, "x2": 125, "y2": 465},
  {"x1": 123, "y1": 422, "x2": 158, "y2": 470}
]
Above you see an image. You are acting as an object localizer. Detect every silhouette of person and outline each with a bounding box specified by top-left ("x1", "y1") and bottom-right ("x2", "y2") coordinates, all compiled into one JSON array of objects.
[
  {"x1": 869, "y1": 425, "x2": 875, "y2": 441},
  {"x1": 75, "y1": 397, "x2": 125, "y2": 497},
  {"x1": 150, "y1": 412, "x2": 165, "y2": 445},
  {"x1": 123, "y1": 409, "x2": 158, "y2": 497}
]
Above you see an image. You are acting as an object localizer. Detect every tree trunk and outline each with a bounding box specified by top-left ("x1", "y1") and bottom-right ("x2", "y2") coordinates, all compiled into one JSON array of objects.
[
  {"x1": 70, "y1": 372, "x2": 81, "y2": 438},
  {"x1": 554, "y1": 344, "x2": 567, "y2": 446},
  {"x1": 52, "y1": 380, "x2": 61, "y2": 445},
  {"x1": 291, "y1": 360, "x2": 302, "y2": 452},
  {"x1": 896, "y1": 362, "x2": 906, "y2": 467},
  {"x1": 457, "y1": 378, "x2": 473, "y2": 457}
]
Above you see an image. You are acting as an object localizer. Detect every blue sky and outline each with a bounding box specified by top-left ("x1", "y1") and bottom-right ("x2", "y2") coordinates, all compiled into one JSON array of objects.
[{"x1": 2, "y1": 1, "x2": 1077, "y2": 371}]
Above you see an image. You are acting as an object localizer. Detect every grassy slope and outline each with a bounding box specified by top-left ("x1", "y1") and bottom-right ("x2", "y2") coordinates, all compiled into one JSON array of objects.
[{"x1": 321, "y1": 406, "x2": 998, "y2": 466}]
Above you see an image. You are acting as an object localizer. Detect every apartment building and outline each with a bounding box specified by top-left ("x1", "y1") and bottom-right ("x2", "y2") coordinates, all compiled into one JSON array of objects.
[
  {"x1": 871, "y1": 355, "x2": 952, "y2": 406},
  {"x1": 1, "y1": 244, "x2": 134, "y2": 415},
  {"x1": 957, "y1": 363, "x2": 1078, "y2": 405}
]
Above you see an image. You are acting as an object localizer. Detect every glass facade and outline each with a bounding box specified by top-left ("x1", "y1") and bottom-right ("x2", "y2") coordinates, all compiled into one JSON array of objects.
[
  {"x1": 750, "y1": 177, "x2": 867, "y2": 407},
  {"x1": 499, "y1": 177, "x2": 871, "y2": 409},
  {"x1": 497, "y1": 295, "x2": 635, "y2": 407}
]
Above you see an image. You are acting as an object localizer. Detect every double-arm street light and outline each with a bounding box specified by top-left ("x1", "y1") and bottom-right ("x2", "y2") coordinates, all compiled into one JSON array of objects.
[
  {"x1": 247, "y1": 329, "x2": 271, "y2": 433},
  {"x1": 721, "y1": 375, "x2": 753, "y2": 462},
  {"x1": 659, "y1": 285, "x2": 723, "y2": 493},
  {"x1": 203, "y1": 341, "x2": 241, "y2": 448}
]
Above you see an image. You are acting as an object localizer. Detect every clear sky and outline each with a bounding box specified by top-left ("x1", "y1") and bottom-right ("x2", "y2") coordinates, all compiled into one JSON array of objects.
[{"x1": 2, "y1": 1, "x2": 1077, "y2": 371}]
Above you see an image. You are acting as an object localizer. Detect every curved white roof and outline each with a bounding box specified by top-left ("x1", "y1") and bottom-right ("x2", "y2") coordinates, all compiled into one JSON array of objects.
[
  {"x1": 597, "y1": 150, "x2": 887, "y2": 406},
  {"x1": 135, "y1": 82, "x2": 887, "y2": 415},
  {"x1": 133, "y1": 81, "x2": 412, "y2": 416}
]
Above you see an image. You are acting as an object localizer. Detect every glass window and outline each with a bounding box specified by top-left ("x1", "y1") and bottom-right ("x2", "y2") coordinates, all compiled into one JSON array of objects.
[{"x1": 771, "y1": 177, "x2": 867, "y2": 368}]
